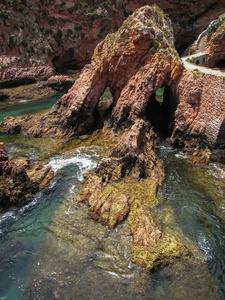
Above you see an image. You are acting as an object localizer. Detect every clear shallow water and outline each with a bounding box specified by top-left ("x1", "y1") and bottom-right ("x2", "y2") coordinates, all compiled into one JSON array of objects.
[
  {"x1": 0, "y1": 144, "x2": 105, "y2": 300},
  {"x1": 0, "y1": 93, "x2": 63, "y2": 121},
  {"x1": 156, "y1": 143, "x2": 225, "y2": 299},
  {"x1": 0, "y1": 96, "x2": 225, "y2": 299}
]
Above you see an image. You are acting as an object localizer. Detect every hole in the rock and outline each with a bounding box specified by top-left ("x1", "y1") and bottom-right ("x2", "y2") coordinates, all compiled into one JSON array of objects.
[
  {"x1": 97, "y1": 87, "x2": 114, "y2": 127},
  {"x1": 52, "y1": 56, "x2": 82, "y2": 73},
  {"x1": 214, "y1": 60, "x2": 225, "y2": 70},
  {"x1": 216, "y1": 118, "x2": 225, "y2": 148},
  {"x1": 146, "y1": 86, "x2": 177, "y2": 139}
]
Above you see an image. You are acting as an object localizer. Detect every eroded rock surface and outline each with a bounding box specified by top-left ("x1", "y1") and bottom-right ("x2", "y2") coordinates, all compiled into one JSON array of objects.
[
  {"x1": 0, "y1": 142, "x2": 54, "y2": 210},
  {"x1": 81, "y1": 120, "x2": 191, "y2": 270},
  {"x1": 2, "y1": 5, "x2": 225, "y2": 161}
]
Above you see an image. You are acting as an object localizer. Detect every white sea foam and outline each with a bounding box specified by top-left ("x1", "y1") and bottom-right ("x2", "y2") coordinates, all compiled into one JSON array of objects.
[
  {"x1": 47, "y1": 154, "x2": 97, "y2": 180},
  {"x1": 208, "y1": 163, "x2": 225, "y2": 179},
  {"x1": 19, "y1": 99, "x2": 29, "y2": 103},
  {"x1": 0, "y1": 211, "x2": 17, "y2": 225},
  {"x1": 46, "y1": 146, "x2": 101, "y2": 180},
  {"x1": 197, "y1": 236, "x2": 212, "y2": 261},
  {"x1": 175, "y1": 152, "x2": 188, "y2": 159}
]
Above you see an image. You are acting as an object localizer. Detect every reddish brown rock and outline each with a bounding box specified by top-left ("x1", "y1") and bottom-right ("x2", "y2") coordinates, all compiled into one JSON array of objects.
[
  {"x1": 170, "y1": 69, "x2": 225, "y2": 156},
  {"x1": 2, "y1": 5, "x2": 225, "y2": 161},
  {"x1": 1, "y1": 5, "x2": 181, "y2": 139},
  {"x1": 186, "y1": 14, "x2": 225, "y2": 68},
  {"x1": 0, "y1": 64, "x2": 54, "y2": 88},
  {"x1": 0, "y1": 0, "x2": 224, "y2": 88},
  {"x1": 205, "y1": 21, "x2": 225, "y2": 68},
  {"x1": 0, "y1": 143, "x2": 54, "y2": 210},
  {"x1": 46, "y1": 75, "x2": 76, "y2": 92}
]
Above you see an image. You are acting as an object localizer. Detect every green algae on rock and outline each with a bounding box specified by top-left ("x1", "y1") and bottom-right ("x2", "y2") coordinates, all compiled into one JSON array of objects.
[{"x1": 81, "y1": 120, "x2": 191, "y2": 272}]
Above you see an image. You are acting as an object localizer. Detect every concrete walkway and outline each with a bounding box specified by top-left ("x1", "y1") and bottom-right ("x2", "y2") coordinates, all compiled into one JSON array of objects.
[{"x1": 182, "y1": 53, "x2": 225, "y2": 77}]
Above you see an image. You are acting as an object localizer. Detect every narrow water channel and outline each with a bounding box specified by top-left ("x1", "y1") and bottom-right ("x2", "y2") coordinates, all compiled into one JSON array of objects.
[{"x1": 0, "y1": 93, "x2": 224, "y2": 299}]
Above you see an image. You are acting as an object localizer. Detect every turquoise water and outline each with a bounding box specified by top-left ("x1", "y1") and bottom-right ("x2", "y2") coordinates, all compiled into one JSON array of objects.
[
  {"x1": 0, "y1": 95, "x2": 225, "y2": 299},
  {"x1": 0, "y1": 93, "x2": 63, "y2": 121},
  {"x1": 0, "y1": 145, "x2": 102, "y2": 299}
]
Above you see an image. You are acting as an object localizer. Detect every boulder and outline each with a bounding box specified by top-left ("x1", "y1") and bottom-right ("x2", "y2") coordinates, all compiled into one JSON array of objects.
[{"x1": 0, "y1": 143, "x2": 54, "y2": 210}]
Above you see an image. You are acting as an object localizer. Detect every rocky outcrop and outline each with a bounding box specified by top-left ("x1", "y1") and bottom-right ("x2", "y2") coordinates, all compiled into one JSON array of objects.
[
  {"x1": 169, "y1": 67, "x2": 225, "y2": 163},
  {"x1": 2, "y1": 4, "x2": 224, "y2": 271},
  {"x1": 0, "y1": 63, "x2": 54, "y2": 88},
  {"x1": 2, "y1": 5, "x2": 225, "y2": 161},
  {"x1": 46, "y1": 75, "x2": 76, "y2": 92},
  {"x1": 0, "y1": 142, "x2": 54, "y2": 210},
  {"x1": 185, "y1": 14, "x2": 225, "y2": 69},
  {"x1": 205, "y1": 20, "x2": 225, "y2": 68},
  {"x1": 81, "y1": 119, "x2": 191, "y2": 271}
]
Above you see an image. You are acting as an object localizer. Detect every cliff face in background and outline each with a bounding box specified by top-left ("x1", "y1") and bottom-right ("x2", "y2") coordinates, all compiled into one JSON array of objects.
[{"x1": 0, "y1": 0, "x2": 224, "y2": 86}]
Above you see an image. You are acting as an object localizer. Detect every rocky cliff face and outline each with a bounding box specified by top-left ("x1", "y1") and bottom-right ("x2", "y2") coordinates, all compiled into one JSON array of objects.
[
  {"x1": 186, "y1": 14, "x2": 225, "y2": 68},
  {"x1": 0, "y1": 0, "x2": 224, "y2": 86}
]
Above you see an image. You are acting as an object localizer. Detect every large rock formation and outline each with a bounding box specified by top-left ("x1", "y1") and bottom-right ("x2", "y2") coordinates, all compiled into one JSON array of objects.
[
  {"x1": 0, "y1": 142, "x2": 54, "y2": 210},
  {"x1": 1, "y1": 5, "x2": 181, "y2": 139},
  {"x1": 1, "y1": 4, "x2": 225, "y2": 270},
  {"x1": 2, "y1": 4, "x2": 225, "y2": 159},
  {"x1": 0, "y1": 0, "x2": 224, "y2": 87}
]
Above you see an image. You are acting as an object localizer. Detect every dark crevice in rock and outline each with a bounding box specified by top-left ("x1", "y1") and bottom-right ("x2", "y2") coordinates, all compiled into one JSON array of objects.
[
  {"x1": 146, "y1": 86, "x2": 177, "y2": 139},
  {"x1": 214, "y1": 59, "x2": 225, "y2": 70},
  {"x1": 216, "y1": 119, "x2": 225, "y2": 148},
  {"x1": 52, "y1": 56, "x2": 83, "y2": 74}
]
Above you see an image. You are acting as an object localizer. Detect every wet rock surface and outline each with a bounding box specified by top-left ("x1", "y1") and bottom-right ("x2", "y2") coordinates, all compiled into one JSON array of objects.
[
  {"x1": 81, "y1": 121, "x2": 191, "y2": 271},
  {"x1": 0, "y1": 142, "x2": 54, "y2": 210}
]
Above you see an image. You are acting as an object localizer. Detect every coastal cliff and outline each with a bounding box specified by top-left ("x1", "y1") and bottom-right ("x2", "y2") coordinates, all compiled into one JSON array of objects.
[{"x1": 0, "y1": 0, "x2": 224, "y2": 87}]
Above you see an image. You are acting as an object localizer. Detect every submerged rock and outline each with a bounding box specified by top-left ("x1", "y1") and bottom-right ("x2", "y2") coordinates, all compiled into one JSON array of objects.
[{"x1": 0, "y1": 142, "x2": 54, "y2": 210}]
